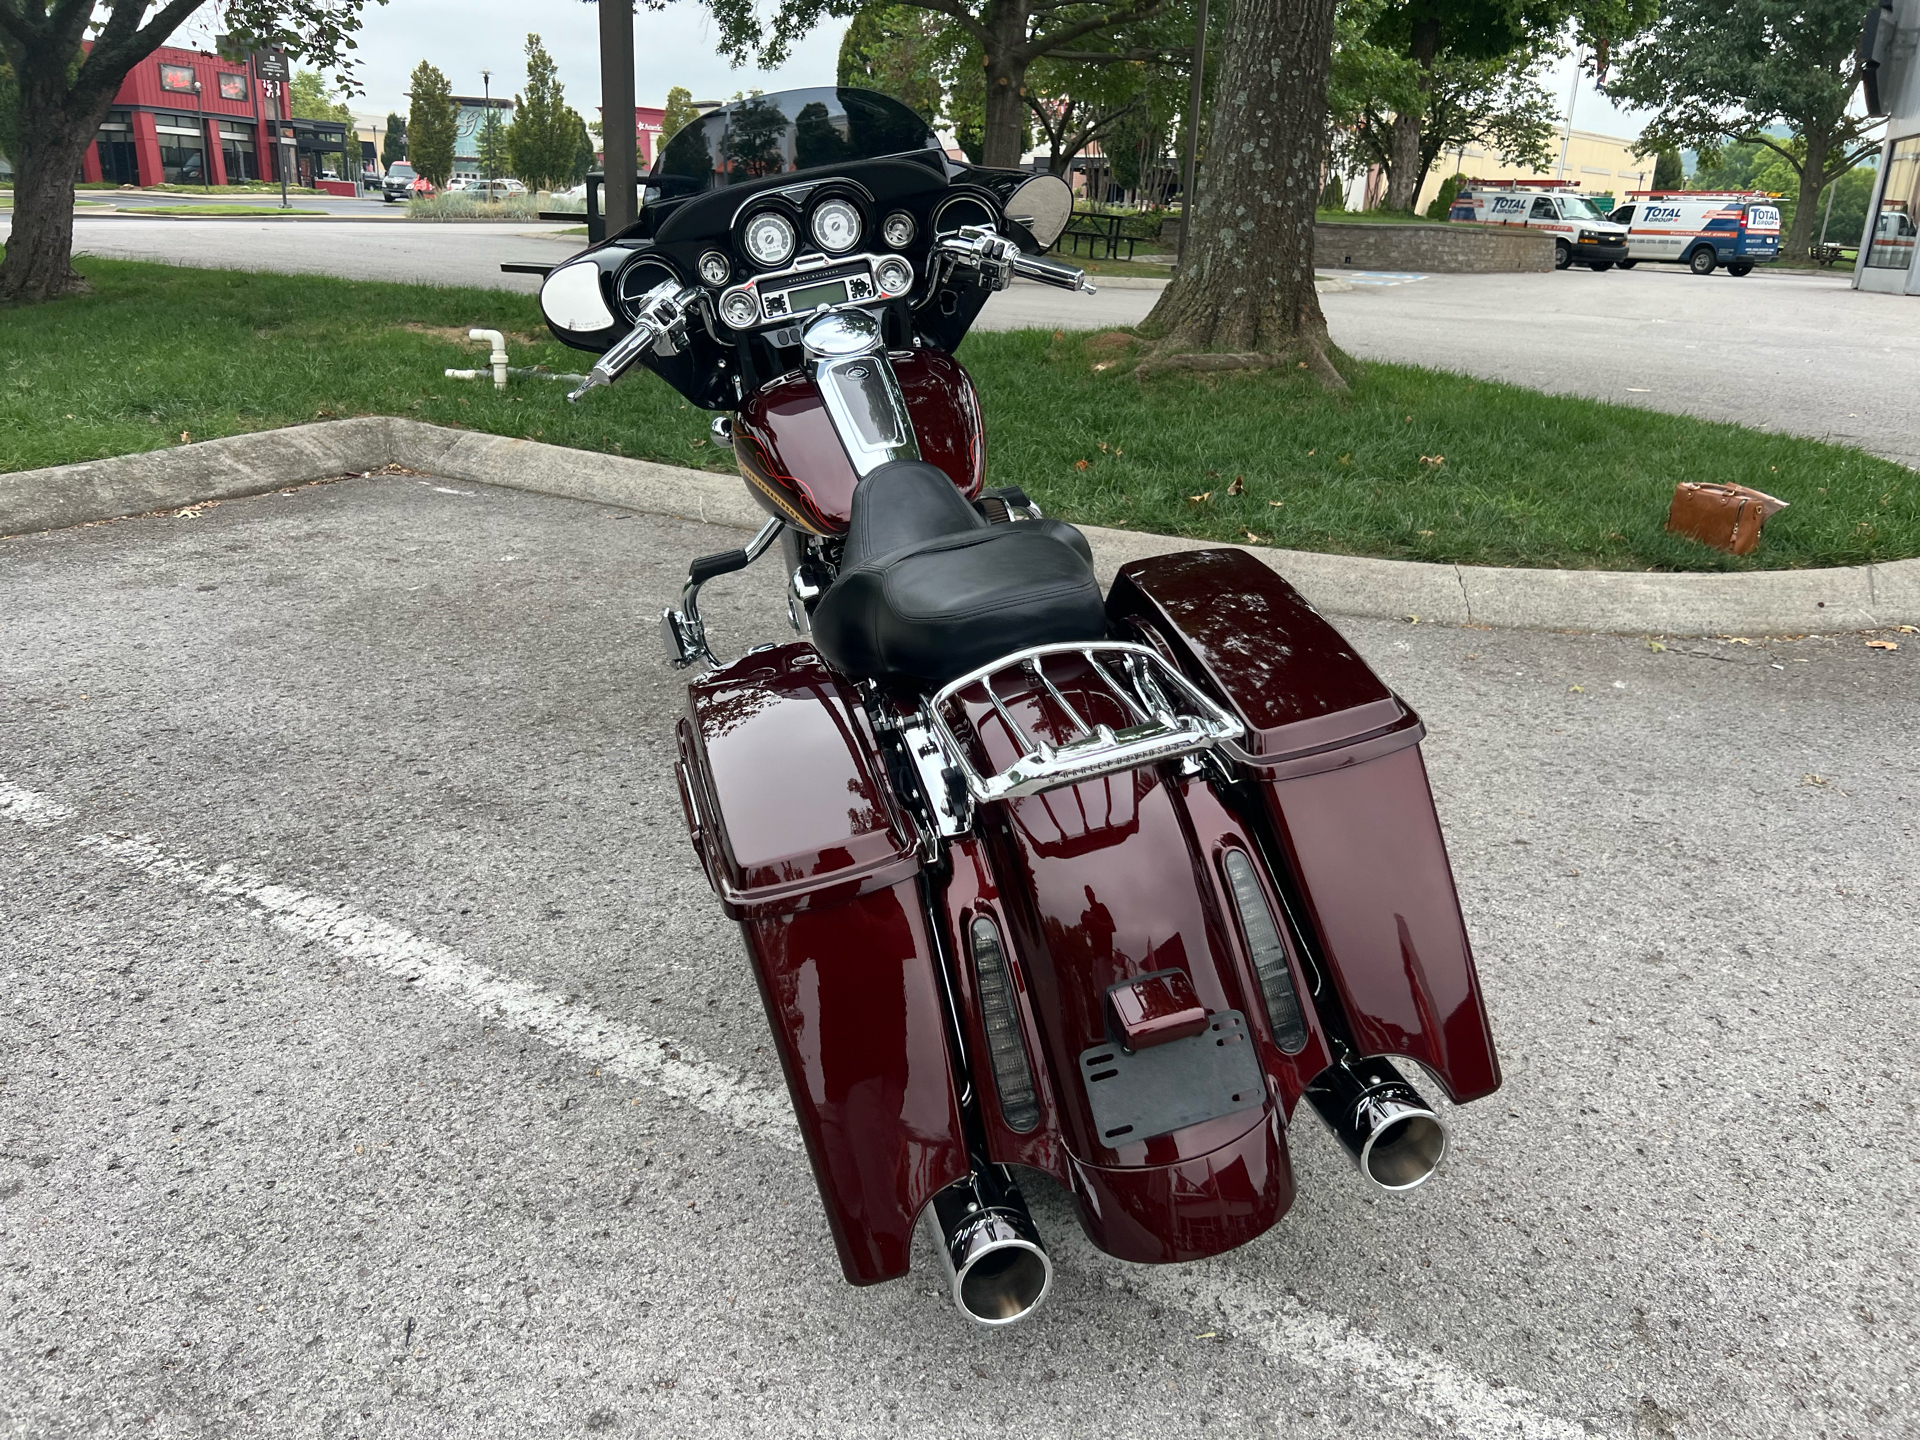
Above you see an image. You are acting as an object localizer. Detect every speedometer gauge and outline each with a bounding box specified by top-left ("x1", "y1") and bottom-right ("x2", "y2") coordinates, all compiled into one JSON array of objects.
[
  {"x1": 744, "y1": 211, "x2": 796, "y2": 267},
  {"x1": 810, "y1": 199, "x2": 862, "y2": 253}
]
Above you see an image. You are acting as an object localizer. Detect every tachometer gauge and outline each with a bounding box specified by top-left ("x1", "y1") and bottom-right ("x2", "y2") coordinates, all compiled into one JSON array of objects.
[
  {"x1": 811, "y1": 199, "x2": 862, "y2": 254},
  {"x1": 744, "y1": 211, "x2": 796, "y2": 267}
]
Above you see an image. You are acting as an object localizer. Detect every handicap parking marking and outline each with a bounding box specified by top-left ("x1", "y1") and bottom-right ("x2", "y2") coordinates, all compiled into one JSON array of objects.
[{"x1": 1343, "y1": 272, "x2": 1431, "y2": 286}]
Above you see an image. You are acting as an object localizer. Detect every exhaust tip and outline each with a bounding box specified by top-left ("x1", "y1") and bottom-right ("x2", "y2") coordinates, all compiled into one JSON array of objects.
[
  {"x1": 1307, "y1": 1055, "x2": 1450, "y2": 1195},
  {"x1": 953, "y1": 1232, "x2": 1053, "y2": 1326},
  {"x1": 928, "y1": 1166, "x2": 1053, "y2": 1328},
  {"x1": 1359, "y1": 1107, "x2": 1449, "y2": 1192}
]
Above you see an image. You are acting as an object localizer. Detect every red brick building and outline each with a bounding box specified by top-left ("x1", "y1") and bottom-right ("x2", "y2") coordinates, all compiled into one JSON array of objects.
[{"x1": 80, "y1": 43, "x2": 300, "y2": 188}]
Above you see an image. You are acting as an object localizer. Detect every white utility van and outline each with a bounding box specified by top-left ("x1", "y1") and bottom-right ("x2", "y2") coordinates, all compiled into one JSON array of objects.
[
  {"x1": 1604, "y1": 192, "x2": 1781, "y2": 276},
  {"x1": 1448, "y1": 182, "x2": 1631, "y2": 270}
]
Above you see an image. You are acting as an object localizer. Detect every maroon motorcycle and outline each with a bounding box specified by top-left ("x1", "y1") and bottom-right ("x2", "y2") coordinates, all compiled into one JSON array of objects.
[{"x1": 545, "y1": 87, "x2": 1500, "y2": 1326}]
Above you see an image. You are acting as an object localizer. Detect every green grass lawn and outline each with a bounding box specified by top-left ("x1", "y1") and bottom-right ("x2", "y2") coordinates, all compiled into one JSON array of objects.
[{"x1": 2, "y1": 254, "x2": 1912, "y2": 572}]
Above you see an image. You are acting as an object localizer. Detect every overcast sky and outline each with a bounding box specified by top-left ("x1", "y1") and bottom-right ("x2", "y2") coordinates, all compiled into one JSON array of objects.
[
  {"x1": 170, "y1": 2, "x2": 1650, "y2": 141},
  {"x1": 171, "y1": 1, "x2": 853, "y2": 119}
]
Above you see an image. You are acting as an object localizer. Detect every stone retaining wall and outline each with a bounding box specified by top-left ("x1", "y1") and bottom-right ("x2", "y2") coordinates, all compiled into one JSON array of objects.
[{"x1": 1313, "y1": 221, "x2": 1552, "y2": 273}]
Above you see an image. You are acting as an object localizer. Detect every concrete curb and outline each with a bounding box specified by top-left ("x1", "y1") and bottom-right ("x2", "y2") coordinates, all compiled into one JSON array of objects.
[{"x1": 4, "y1": 419, "x2": 1914, "y2": 635}]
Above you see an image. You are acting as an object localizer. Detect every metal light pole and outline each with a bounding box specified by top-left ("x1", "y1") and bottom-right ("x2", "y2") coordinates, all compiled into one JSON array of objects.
[
  {"x1": 1556, "y1": 50, "x2": 1581, "y2": 181},
  {"x1": 1177, "y1": 0, "x2": 1209, "y2": 266},
  {"x1": 482, "y1": 69, "x2": 492, "y2": 200},
  {"x1": 599, "y1": 0, "x2": 637, "y2": 234}
]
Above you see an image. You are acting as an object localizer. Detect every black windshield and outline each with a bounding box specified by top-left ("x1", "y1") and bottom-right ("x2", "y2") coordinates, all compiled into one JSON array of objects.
[{"x1": 649, "y1": 88, "x2": 940, "y2": 196}]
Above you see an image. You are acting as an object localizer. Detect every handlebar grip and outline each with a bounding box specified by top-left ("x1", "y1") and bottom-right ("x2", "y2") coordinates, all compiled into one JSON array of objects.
[
  {"x1": 1011, "y1": 253, "x2": 1096, "y2": 294},
  {"x1": 567, "y1": 319, "x2": 658, "y2": 402}
]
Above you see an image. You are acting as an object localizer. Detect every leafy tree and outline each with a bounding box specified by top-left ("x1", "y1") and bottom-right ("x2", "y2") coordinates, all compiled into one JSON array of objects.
[
  {"x1": 1748, "y1": 142, "x2": 1878, "y2": 246},
  {"x1": 837, "y1": 5, "x2": 945, "y2": 120},
  {"x1": 0, "y1": 0, "x2": 373, "y2": 301},
  {"x1": 476, "y1": 106, "x2": 509, "y2": 181},
  {"x1": 661, "y1": 85, "x2": 701, "y2": 144},
  {"x1": 569, "y1": 111, "x2": 595, "y2": 183},
  {"x1": 381, "y1": 113, "x2": 408, "y2": 170},
  {"x1": 705, "y1": 0, "x2": 1177, "y2": 166},
  {"x1": 1604, "y1": 0, "x2": 1882, "y2": 255},
  {"x1": 1332, "y1": 28, "x2": 1560, "y2": 209},
  {"x1": 406, "y1": 60, "x2": 458, "y2": 188},
  {"x1": 505, "y1": 34, "x2": 579, "y2": 190},
  {"x1": 1649, "y1": 145, "x2": 1681, "y2": 189},
  {"x1": 1425, "y1": 169, "x2": 1465, "y2": 217},
  {"x1": 1140, "y1": 0, "x2": 1341, "y2": 373},
  {"x1": 1355, "y1": 0, "x2": 1655, "y2": 211},
  {"x1": 1105, "y1": 96, "x2": 1172, "y2": 195},
  {"x1": 291, "y1": 69, "x2": 357, "y2": 175}
]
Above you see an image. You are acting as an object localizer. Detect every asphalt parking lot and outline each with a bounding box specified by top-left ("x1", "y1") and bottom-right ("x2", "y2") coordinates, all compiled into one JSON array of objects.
[{"x1": 3, "y1": 474, "x2": 1914, "y2": 1438}]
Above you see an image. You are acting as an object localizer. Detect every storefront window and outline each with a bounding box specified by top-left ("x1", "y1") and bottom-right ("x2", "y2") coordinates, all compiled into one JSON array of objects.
[
  {"x1": 220, "y1": 125, "x2": 258, "y2": 182},
  {"x1": 155, "y1": 111, "x2": 208, "y2": 184},
  {"x1": 159, "y1": 62, "x2": 196, "y2": 94},
  {"x1": 1865, "y1": 137, "x2": 1920, "y2": 271},
  {"x1": 95, "y1": 109, "x2": 139, "y2": 185},
  {"x1": 218, "y1": 72, "x2": 249, "y2": 102}
]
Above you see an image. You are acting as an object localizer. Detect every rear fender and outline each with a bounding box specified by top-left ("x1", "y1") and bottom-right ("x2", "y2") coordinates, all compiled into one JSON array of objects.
[
  {"x1": 676, "y1": 642, "x2": 971, "y2": 1284},
  {"x1": 1108, "y1": 548, "x2": 1501, "y2": 1105}
]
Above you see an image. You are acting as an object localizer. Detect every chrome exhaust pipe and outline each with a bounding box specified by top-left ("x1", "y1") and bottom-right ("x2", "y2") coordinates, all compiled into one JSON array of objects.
[
  {"x1": 1306, "y1": 1055, "x2": 1450, "y2": 1194},
  {"x1": 926, "y1": 1165, "x2": 1053, "y2": 1327}
]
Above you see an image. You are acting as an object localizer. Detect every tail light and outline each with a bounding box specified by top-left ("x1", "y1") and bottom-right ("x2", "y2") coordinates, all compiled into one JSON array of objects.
[
  {"x1": 1221, "y1": 850, "x2": 1309, "y2": 1053},
  {"x1": 970, "y1": 917, "x2": 1041, "y2": 1131}
]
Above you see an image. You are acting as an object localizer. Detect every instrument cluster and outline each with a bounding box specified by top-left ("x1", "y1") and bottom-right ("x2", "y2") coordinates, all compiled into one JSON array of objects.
[{"x1": 622, "y1": 168, "x2": 1010, "y2": 336}]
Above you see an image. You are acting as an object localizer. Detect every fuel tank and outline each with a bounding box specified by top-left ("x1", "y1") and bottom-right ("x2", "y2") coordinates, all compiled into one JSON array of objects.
[{"x1": 732, "y1": 348, "x2": 984, "y2": 534}]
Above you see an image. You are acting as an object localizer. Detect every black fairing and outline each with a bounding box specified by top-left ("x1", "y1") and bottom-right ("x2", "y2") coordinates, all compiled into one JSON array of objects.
[
  {"x1": 810, "y1": 462, "x2": 1107, "y2": 687},
  {"x1": 540, "y1": 88, "x2": 1043, "y2": 410}
]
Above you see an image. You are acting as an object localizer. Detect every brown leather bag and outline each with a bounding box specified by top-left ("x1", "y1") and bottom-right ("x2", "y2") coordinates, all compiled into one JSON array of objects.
[{"x1": 1666, "y1": 482, "x2": 1789, "y2": 555}]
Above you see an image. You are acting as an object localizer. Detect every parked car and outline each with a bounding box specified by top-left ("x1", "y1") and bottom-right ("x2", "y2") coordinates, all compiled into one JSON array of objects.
[
  {"x1": 467, "y1": 178, "x2": 528, "y2": 200},
  {"x1": 1606, "y1": 193, "x2": 1780, "y2": 277},
  {"x1": 382, "y1": 162, "x2": 418, "y2": 203},
  {"x1": 1449, "y1": 183, "x2": 1631, "y2": 270}
]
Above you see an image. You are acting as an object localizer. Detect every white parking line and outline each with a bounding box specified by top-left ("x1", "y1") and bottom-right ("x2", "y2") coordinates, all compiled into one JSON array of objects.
[{"x1": 1, "y1": 775, "x2": 1598, "y2": 1440}]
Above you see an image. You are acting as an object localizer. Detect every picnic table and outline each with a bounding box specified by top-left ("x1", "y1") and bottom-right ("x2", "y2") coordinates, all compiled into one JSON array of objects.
[{"x1": 1052, "y1": 209, "x2": 1138, "y2": 262}]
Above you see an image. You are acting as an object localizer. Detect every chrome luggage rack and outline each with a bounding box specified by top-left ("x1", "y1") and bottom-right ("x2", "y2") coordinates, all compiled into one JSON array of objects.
[{"x1": 917, "y1": 642, "x2": 1245, "y2": 806}]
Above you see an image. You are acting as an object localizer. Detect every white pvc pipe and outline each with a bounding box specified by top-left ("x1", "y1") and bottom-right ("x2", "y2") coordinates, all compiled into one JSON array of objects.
[{"x1": 469, "y1": 328, "x2": 509, "y2": 390}]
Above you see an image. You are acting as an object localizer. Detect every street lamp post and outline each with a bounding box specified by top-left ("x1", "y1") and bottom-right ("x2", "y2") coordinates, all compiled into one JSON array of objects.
[{"x1": 482, "y1": 69, "x2": 491, "y2": 202}]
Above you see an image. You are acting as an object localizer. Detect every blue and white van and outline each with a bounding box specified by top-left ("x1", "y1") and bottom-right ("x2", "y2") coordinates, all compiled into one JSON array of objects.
[{"x1": 1605, "y1": 193, "x2": 1781, "y2": 276}]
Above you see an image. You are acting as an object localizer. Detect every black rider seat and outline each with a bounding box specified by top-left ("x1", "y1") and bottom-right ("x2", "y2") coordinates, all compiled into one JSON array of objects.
[{"x1": 810, "y1": 461, "x2": 1107, "y2": 687}]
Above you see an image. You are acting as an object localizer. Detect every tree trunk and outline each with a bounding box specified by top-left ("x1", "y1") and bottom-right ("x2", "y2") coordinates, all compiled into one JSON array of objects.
[
  {"x1": 1784, "y1": 129, "x2": 1830, "y2": 259},
  {"x1": 1383, "y1": 16, "x2": 1441, "y2": 212},
  {"x1": 0, "y1": 58, "x2": 115, "y2": 304},
  {"x1": 1384, "y1": 114, "x2": 1423, "y2": 210},
  {"x1": 1139, "y1": 0, "x2": 1340, "y2": 377},
  {"x1": 981, "y1": 0, "x2": 1032, "y2": 168}
]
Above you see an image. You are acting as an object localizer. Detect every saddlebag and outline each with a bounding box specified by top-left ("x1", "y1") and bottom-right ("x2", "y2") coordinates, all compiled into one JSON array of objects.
[
  {"x1": 1108, "y1": 549, "x2": 1500, "y2": 1103},
  {"x1": 675, "y1": 642, "x2": 971, "y2": 1283}
]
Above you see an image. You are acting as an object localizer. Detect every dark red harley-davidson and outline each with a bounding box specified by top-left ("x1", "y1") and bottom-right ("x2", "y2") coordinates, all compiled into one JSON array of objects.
[{"x1": 545, "y1": 88, "x2": 1500, "y2": 1326}]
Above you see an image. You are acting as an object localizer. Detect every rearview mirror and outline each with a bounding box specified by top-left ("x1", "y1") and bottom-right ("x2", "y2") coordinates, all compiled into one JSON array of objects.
[{"x1": 1004, "y1": 173, "x2": 1073, "y2": 249}]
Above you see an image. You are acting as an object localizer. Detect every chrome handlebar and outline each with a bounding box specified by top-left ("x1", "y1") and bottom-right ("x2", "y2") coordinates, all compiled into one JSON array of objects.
[
  {"x1": 936, "y1": 226, "x2": 1096, "y2": 295},
  {"x1": 567, "y1": 281, "x2": 704, "y2": 403}
]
